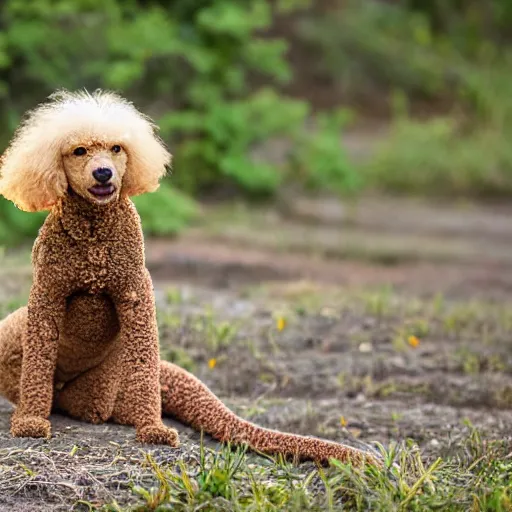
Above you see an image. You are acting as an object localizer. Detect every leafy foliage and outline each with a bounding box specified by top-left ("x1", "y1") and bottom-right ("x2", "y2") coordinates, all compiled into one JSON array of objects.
[
  {"x1": 298, "y1": 0, "x2": 512, "y2": 198},
  {"x1": 0, "y1": 0, "x2": 356, "y2": 246},
  {"x1": 365, "y1": 116, "x2": 512, "y2": 197},
  {"x1": 3, "y1": 0, "x2": 512, "y2": 244},
  {"x1": 298, "y1": 0, "x2": 512, "y2": 112},
  {"x1": 133, "y1": 184, "x2": 198, "y2": 237},
  {"x1": 0, "y1": 201, "x2": 46, "y2": 246},
  {"x1": 0, "y1": 185, "x2": 198, "y2": 247},
  {"x1": 291, "y1": 109, "x2": 361, "y2": 195}
]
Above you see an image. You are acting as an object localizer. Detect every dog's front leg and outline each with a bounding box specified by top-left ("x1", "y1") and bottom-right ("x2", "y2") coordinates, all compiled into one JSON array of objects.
[
  {"x1": 11, "y1": 282, "x2": 66, "y2": 438},
  {"x1": 110, "y1": 269, "x2": 179, "y2": 447}
]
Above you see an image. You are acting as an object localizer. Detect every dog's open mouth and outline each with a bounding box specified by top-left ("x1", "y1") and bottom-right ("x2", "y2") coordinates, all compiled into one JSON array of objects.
[{"x1": 88, "y1": 184, "x2": 116, "y2": 199}]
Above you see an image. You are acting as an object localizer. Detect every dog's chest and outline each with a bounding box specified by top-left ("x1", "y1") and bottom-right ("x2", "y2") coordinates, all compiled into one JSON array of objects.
[
  {"x1": 80, "y1": 243, "x2": 111, "y2": 292},
  {"x1": 39, "y1": 202, "x2": 145, "y2": 294},
  {"x1": 65, "y1": 238, "x2": 139, "y2": 294}
]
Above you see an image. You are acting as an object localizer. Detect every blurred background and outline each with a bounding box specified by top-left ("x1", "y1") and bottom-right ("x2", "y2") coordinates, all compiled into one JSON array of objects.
[{"x1": 1, "y1": 0, "x2": 511, "y2": 244}]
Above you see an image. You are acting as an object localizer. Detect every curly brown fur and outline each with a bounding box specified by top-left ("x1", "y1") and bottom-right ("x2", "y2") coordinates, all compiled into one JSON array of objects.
[{"x1": 0, "y1": 90, "x2": 378, "y2": 466}]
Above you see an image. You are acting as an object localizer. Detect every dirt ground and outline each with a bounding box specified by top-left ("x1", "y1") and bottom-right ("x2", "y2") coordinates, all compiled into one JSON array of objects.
[{"x1": 1, "y1": 195, "x2": 512, "y2": 510}]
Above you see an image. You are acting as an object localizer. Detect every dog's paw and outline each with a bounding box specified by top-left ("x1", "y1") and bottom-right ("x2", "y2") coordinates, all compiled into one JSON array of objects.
[
  {"x1": 11, "y1": 415, "x2": 51, "y2": 439},
  {"x1": 136, "y1": 424, "x2": 180, "y2": 447}
]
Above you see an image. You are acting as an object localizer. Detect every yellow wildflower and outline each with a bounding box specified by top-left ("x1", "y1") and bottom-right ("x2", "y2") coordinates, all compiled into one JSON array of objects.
[
  {"x1": 208, "y1": 358, "x2": 217, "y2": 369},
  {"x1": 276, "y1": 316, "x2": 286, "y2": 331},
  {"x1": 408, "y1": 335, "x2": 420, "y2": 348},
  {"x1": 340, "y1": 416, "x2": 348, "y2": 427}
]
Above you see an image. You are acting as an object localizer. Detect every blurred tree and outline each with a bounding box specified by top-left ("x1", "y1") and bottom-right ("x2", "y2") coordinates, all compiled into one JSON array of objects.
[
  {"x1": 0, "y1": 0, "x2": 356, "y2": 245},
  {"x1": 3, "y1": 0, "x2": 511, "y2": 245}
]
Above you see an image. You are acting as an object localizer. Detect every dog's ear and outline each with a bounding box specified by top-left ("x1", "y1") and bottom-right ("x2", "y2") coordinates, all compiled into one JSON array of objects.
[
  {"x1": 0, "y1": 121, "x2": 68, "y2": 212},
  {"x1": 121, "y1": 122, "x2": 171, "y2": 198}
]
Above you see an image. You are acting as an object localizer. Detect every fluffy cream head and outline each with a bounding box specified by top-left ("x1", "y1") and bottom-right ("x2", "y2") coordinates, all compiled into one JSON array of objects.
[{"x1": 0, "y1": 89, "x2": 171, "y2": 212}]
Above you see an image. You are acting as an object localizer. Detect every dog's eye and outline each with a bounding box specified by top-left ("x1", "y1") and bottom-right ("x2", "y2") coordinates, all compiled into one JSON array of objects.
[
  {"x1": 111, "y1": 145, "x2": 121, "y2": 154},
  {"x1": 73, "y1": 147, "x2": 87, "y2": 156}
]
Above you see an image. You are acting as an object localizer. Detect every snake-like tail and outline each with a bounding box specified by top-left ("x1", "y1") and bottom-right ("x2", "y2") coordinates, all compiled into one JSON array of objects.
[{"x1": 160, "y1": 360, "x2": 379, "y2": 466}]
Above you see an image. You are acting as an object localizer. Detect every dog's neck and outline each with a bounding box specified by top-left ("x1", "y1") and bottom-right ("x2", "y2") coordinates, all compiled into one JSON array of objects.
[{"x1": 54, "y1": 191, "x2": 127, "y2": 242}]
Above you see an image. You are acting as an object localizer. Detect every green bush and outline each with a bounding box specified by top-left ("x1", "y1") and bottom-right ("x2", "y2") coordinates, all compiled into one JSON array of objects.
[
  {"x1": 298, "y1": 0, "x2": 512, "y2": 198},
  {"x1": 298, "y1": 0, "x2": 512, "y2": 112},
  {"x1": 160, "y1": 88, "x2": 307, "y2": 196},
  {"x1": 0, "y1": 185, "x2": 198, "y2": 247},
  {"x1": 290, "y1": 108, "x2": 361, "y2": 194},
  {"x1": 0, "y1": 201, "x2": 46, "y2": 247},
  {"x1": 298, "y1": 1, "x2": 453, "y2": 103},
  {"x1": 3, "y1": 0, "x2": 512, "y2": 243},
  {"x1": 364, "y1": 117, "x2": 512, "y2": 197},
  {"x1": 0, "y1": 0, "x2": 358, "y2": 245},
  {"x1": 133, "y1": 183, "x2": 198, "y2": 237}
]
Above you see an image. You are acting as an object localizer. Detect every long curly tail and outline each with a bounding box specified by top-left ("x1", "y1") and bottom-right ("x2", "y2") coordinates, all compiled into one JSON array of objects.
[{"x1": 160, "y1": 361, "x2": 379, "y2": 466}]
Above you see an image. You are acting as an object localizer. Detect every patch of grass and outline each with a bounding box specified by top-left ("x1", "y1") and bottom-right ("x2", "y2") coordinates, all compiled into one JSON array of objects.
[
  {"x1": 157, "y1": 311, "x2": 182, "y2": 330},
  {"x1": 248, "y1": 280, "x2": 346, "y2": 316},
  {"x1": 190, "y1": 308, "x2": 240, "y2": 352},
  {"x1": 247, "y1": 282, "x2": 512, "y2": 356},
  {"x1": 337, "y1": 373, "x2": 376, "y2": 397},
  {"x1": 494, "y1": 386, "x2": 512, "y2": 408},
  {"x1": 441, "y1": 302, "x2": 499, "y2": 341},
  {"x1": 100, "y1": 431, "x2": 512, "y2": 511},
  {"x1": 452, "y1": 347, "x2": 508, "y2": 375},
  {"x1": 391, "y1": 318, "x2": 429, "y2": 352},
  {"x1": 159, "y1": 305, "x2": 241, "y2": 354},
  {"x1": 165, "y1": 286, "x2": 184, "y2": 306},
  {"x1": 358, "y1": 286, "x2": 394, "y2": 319},
  {"x1": 373, "y1": 380, "x2": 431, "y2": 400},
  {"x1": 160, "y1": 346, "x2": 196, "y2": 373}
]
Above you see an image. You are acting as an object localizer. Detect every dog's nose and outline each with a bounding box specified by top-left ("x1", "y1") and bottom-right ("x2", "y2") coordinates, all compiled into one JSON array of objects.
[{"x1": 92, "y1": 167, "x2": 113, "y2": 184}]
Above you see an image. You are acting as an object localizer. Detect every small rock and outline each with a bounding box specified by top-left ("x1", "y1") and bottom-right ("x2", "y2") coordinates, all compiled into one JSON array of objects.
[{"x1": 354, "y1": 392, "x2": 366, "y2": 404}]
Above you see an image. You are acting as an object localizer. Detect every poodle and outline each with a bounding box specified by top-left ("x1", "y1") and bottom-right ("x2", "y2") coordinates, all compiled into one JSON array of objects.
[{"x1": 0, "y1": 90, "x2": 377, "y2": 466}]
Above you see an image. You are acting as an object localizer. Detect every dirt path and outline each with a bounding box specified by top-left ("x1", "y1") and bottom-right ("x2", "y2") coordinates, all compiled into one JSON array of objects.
[{"x1": 1, "y1": 195, "x2": 511, "y2": 510}]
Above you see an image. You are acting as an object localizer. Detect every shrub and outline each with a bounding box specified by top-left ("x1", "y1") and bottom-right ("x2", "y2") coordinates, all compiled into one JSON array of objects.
[
  {"x1": 0, "y1": 0, "x2": 358, "y2": 245},
  {"x1": 298, "y1": 0, "x2": 512, "y2": 198},
  {"x1": 0, "y1": 185, "x2": 198, "y2": 247},
  {"x1": 133, "y1": 183, "x2": 198, "y2": 237},
  {"x1": 297, "y1": 0, "x2": 512, "y2": 112},
  {"x1": 364, "y1": 117, "x2": 512, "y2": 197}
]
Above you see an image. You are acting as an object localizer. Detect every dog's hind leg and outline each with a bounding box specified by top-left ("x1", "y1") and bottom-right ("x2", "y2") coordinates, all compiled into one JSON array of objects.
[{"x1": 0, "y1": 307, "x2": 26, "y2": 405}]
